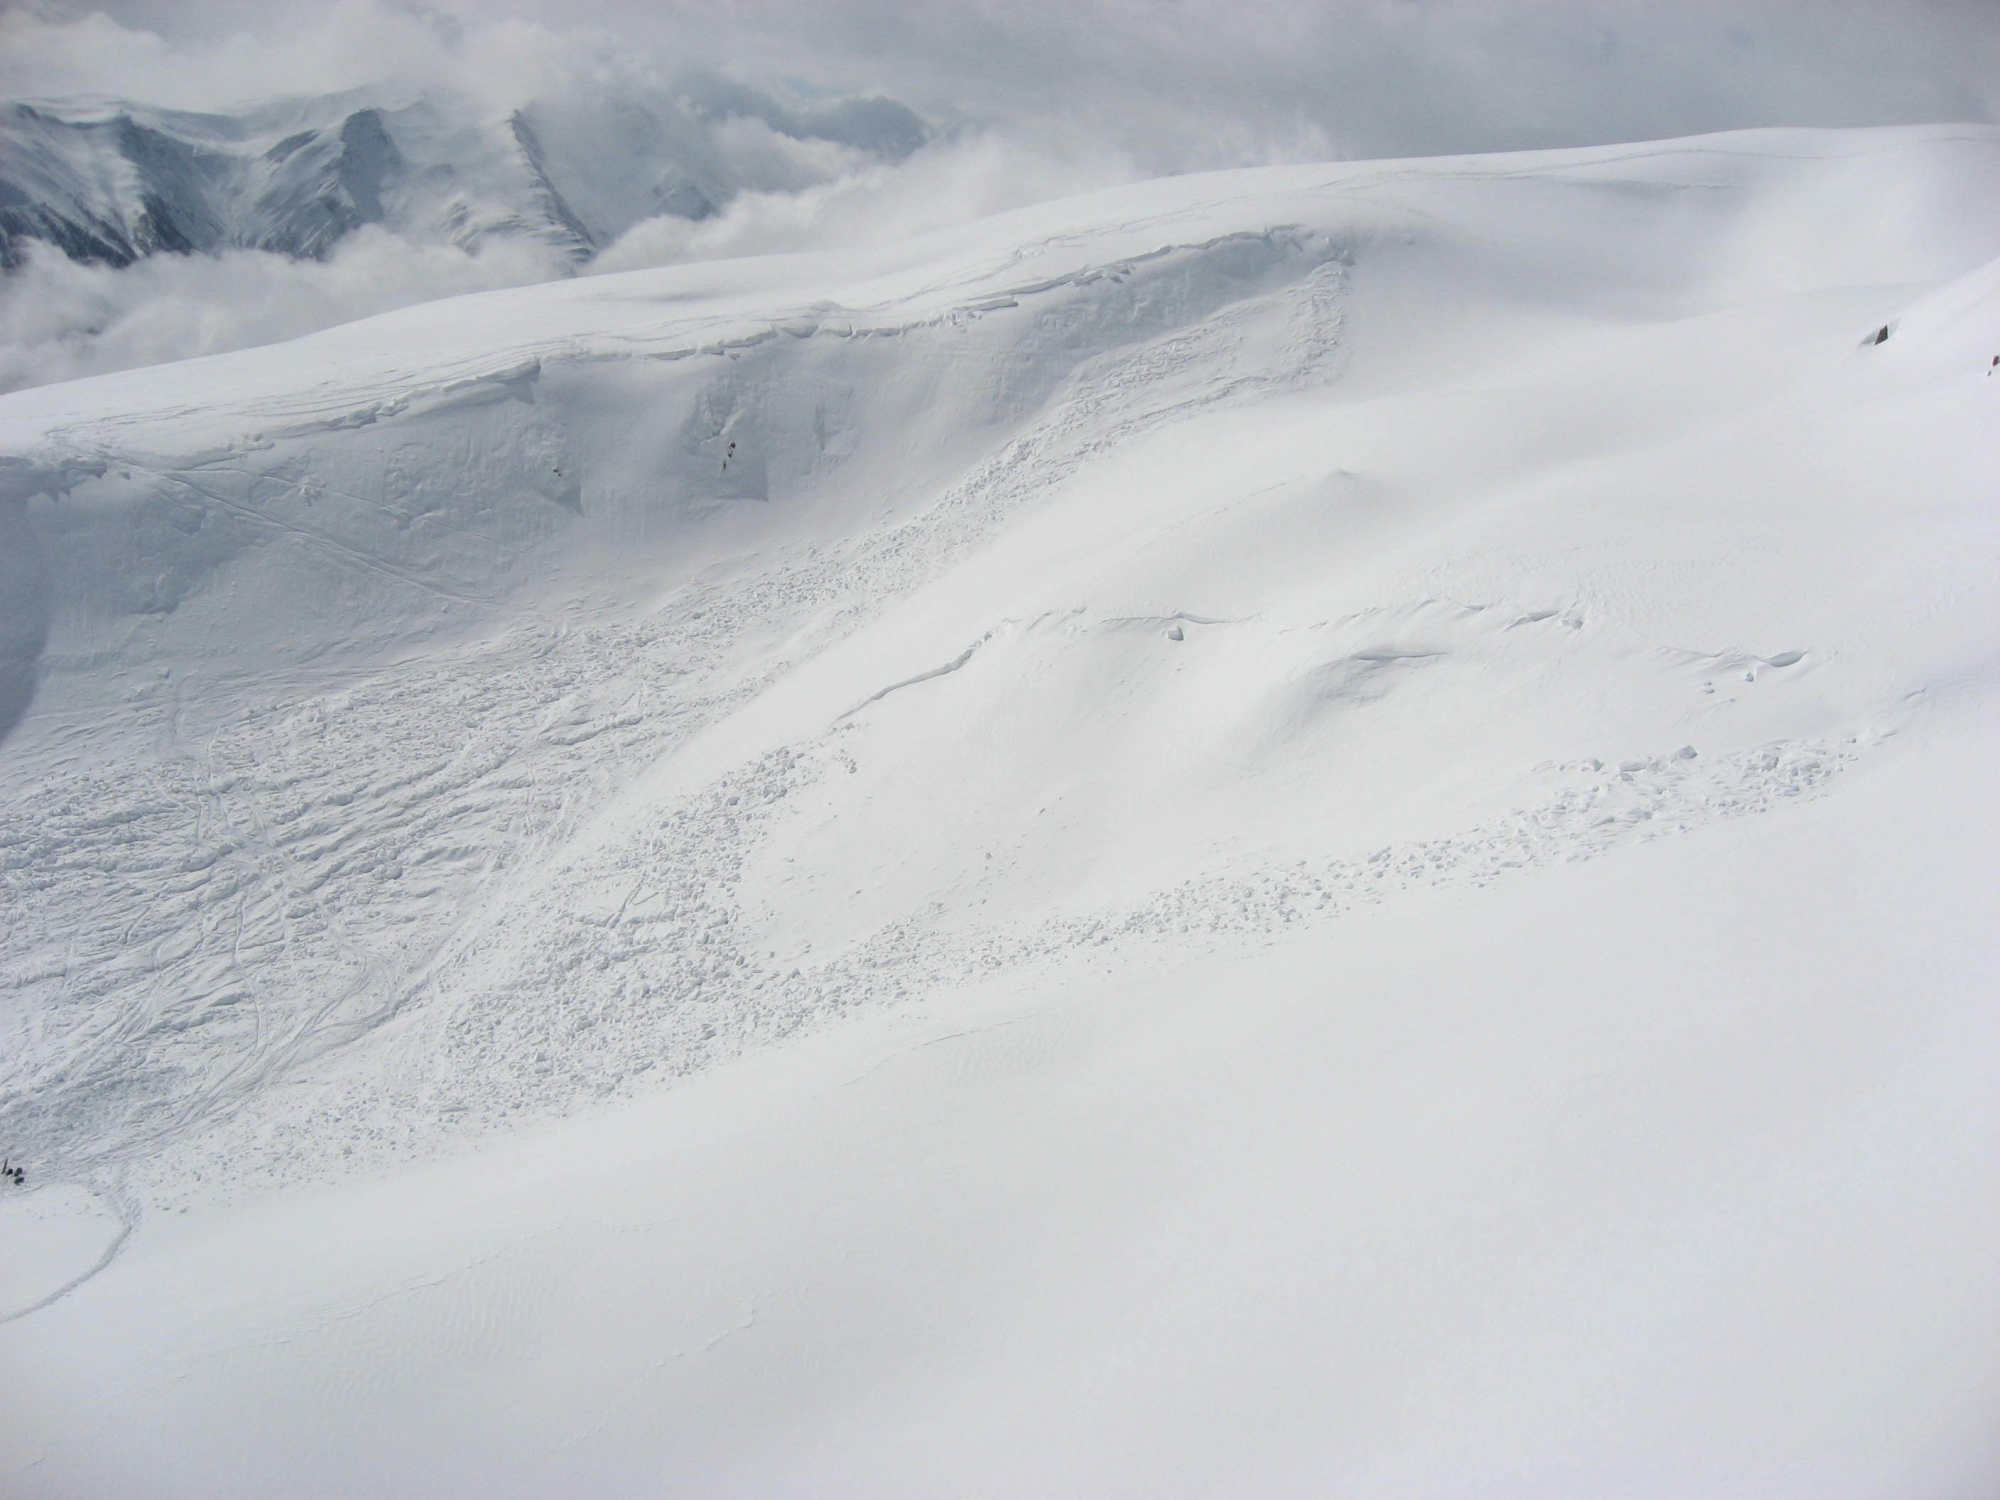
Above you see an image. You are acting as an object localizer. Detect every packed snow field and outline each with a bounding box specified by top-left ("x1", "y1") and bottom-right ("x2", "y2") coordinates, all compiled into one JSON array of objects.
[{"x1": 2, "y1": 125, "x2": 1998, "y2": 1495}]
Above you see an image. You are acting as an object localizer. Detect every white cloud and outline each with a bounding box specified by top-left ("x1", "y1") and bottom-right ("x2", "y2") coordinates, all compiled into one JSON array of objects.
[
  {"x1": 590, "y1": 127, "x2": 1139, "y2": 275},
  {"x1": 0, "y1": 2, "x2": 612, "y2": 113},
  {"x1": 0, "y1": 229, "x2": 565, "y2": 393},
  {"x1": 20, "y1": 0, "x2": 1993, "y2": 164}
]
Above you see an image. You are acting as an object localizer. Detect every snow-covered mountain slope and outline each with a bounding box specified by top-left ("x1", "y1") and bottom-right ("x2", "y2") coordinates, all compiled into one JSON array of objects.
[
  {"x1": 2, "y1": 125, "x2": 1997, "y2": 1495},
  {"x1": 0, "y1": 78, "x2": 929, "y2": 269}
]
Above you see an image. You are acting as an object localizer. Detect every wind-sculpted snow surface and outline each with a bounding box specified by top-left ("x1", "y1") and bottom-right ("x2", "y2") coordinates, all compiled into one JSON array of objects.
[{"x1": 2, "y1": 126, "x2": 1998, "y2": 1495}]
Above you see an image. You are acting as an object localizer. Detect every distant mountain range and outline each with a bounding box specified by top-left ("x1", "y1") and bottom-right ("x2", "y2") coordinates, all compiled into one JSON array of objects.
[{"x1": 0, "y1": 76, "x2": 930, "y2": 270}]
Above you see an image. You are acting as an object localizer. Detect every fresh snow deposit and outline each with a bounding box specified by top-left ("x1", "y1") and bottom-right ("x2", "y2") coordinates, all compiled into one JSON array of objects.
[{"x1": 2, "y1": 125, "x2": 1998, "y2": 1497}]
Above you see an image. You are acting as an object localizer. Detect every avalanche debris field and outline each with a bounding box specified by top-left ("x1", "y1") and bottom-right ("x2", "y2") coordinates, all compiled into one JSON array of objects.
[{"x1": 2, "y1": 126, "x2": 1998, "y2": 1498}]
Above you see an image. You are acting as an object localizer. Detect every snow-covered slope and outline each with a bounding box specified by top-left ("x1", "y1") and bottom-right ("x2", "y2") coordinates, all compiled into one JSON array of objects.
[
  {"x1": 0, "y1": 79, "x2": 929, "y2": 269},
  {"x1": 2, "y1": 125, "x2": 1997, "y2": 1496}
]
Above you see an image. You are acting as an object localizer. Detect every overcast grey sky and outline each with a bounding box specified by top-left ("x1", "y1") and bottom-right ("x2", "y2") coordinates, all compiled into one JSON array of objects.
[{"x1": 6, "y1": 0, "x2": 1998, "y2": 169}]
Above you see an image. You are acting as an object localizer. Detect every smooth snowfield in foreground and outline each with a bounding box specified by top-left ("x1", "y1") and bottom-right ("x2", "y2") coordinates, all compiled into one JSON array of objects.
[{"x1": 2, "y1": 126, "x2": 1998, "y2": 1495}]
